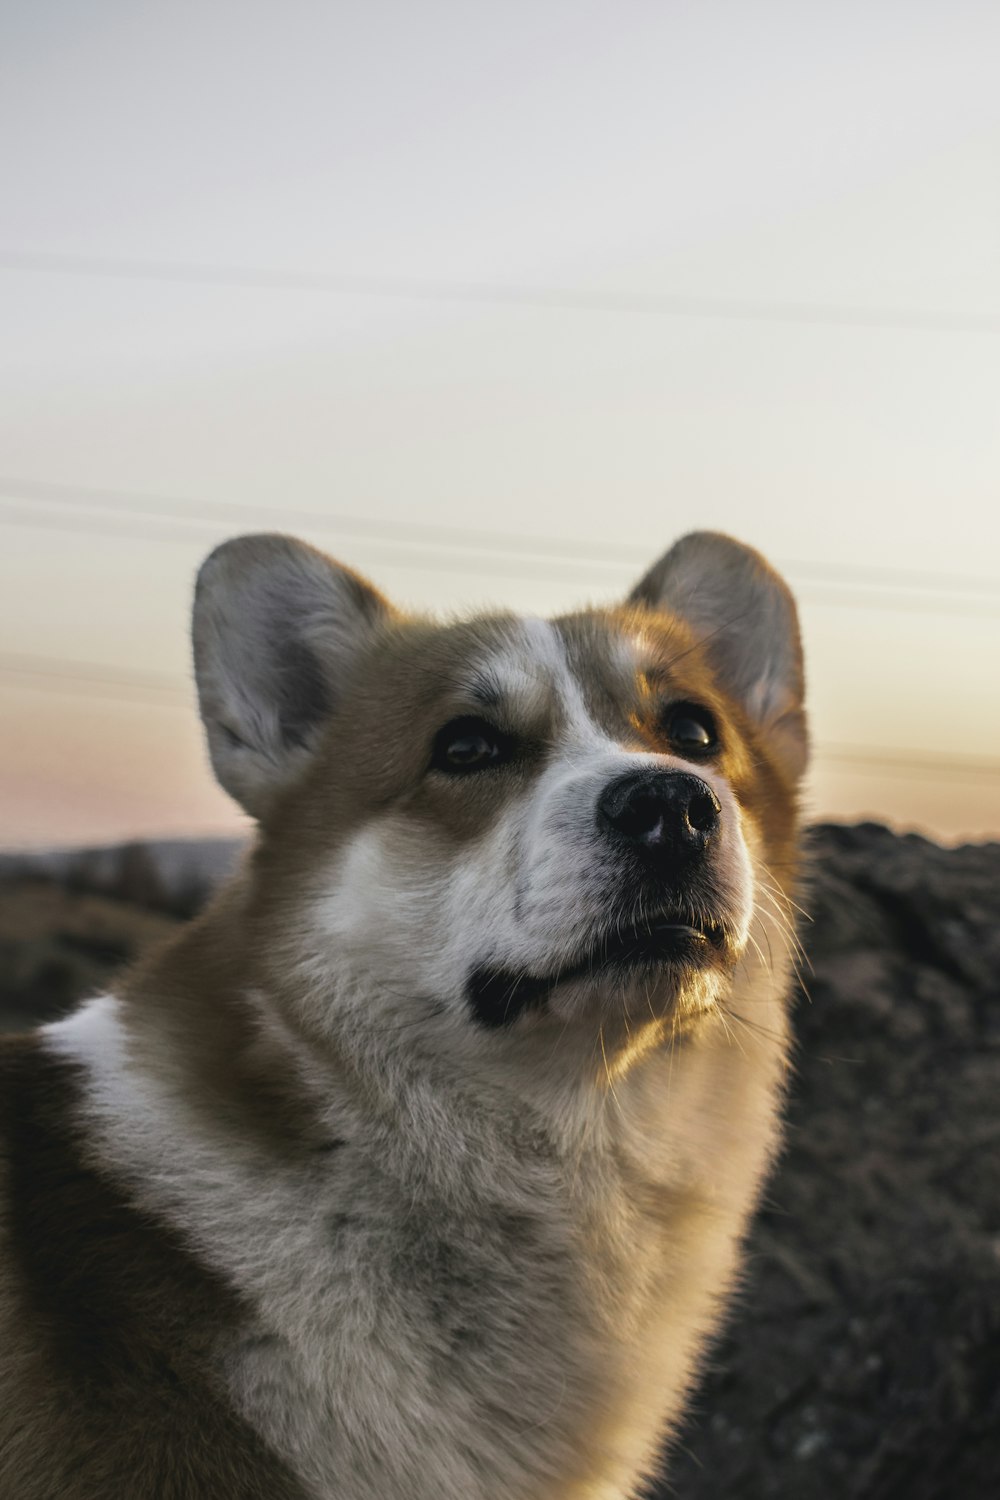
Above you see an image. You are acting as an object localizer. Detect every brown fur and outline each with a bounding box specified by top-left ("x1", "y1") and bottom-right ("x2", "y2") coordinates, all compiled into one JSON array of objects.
[{"x1": 0, "y1": 1036, "x2": 309, "y2": 1500}]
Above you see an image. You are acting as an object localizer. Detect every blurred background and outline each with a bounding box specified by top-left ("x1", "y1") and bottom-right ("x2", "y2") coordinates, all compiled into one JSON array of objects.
[{"x1": 1, "y1": 0, "x2": 998, "y2": 851}]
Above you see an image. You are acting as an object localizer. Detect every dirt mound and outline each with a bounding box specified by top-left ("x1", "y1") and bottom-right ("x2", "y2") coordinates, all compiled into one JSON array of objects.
[
  {"x1": 0, "y1": 882, "x2": 178, "y2": 1034},
  {"x1": 658, "y1": 823, "x2": 1000, "y2": 1498}
]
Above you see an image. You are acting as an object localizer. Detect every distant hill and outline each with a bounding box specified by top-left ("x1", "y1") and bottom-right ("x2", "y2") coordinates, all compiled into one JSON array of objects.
[
  {"x1": 0, "y1": 882, "x2": 179, "y2": 1033},
  {"x1": 0, "y1": 836, "x2": 245, "y2": 917}
]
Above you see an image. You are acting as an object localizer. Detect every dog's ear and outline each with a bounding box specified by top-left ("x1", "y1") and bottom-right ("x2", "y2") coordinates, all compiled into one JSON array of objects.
[
  {"x1": 630, "y1": 531, "x2": 808, "y2": 779},
  {"x1": 193, "y1": 534, "x2": 392, "y2": 818}
]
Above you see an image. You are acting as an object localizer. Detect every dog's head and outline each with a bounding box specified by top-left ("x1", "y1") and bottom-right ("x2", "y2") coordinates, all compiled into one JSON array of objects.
[{"x1": 193, "y1": 533, "x2": 806, "y2": 1059}]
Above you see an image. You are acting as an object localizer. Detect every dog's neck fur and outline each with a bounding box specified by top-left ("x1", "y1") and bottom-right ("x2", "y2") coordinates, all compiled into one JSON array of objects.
[{"x1": 44, "y1": 870, "x2": 795, "y2": 1500}]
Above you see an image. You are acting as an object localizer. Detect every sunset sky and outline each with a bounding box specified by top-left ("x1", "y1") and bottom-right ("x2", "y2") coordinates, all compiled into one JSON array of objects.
[{"x1": 2, "y1": 1, "x2": 999, "y2": 849}]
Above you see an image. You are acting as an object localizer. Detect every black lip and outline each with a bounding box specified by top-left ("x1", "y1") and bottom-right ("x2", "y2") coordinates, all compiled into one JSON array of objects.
[{"x1": 467, "y1": 915, "x2": 728, "y2": 1029}]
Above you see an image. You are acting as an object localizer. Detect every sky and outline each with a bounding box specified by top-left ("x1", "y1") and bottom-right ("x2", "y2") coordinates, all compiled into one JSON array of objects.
[{"x1": 1, "y1": 0, "x2": 999, "y2": 849}]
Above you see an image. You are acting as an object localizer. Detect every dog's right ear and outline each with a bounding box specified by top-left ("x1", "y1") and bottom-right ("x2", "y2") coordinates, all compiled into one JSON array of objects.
[
  {"x1": 192, "y1": 534, "x2": 392, "y2": 819},
  {"x1": 630, "y1": 531, "x2": 808, "y2": 781}
]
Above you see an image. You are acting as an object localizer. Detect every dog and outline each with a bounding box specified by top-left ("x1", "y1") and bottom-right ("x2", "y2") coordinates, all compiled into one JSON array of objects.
[{"x1": 0, "y1": 529, "x2": 807, "y2": 1499}]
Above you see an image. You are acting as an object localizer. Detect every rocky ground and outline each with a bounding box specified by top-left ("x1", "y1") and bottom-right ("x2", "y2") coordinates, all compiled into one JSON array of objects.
[
  {"x1": 0, "y1": 881, "x2": 178, "y2": 1034},
  {"x1": 2, "y1": 821, "x2": 998, "y2": 1496},
  {"x1": 657, "y1": 823, "x2": 1000, "y2": 1500}
]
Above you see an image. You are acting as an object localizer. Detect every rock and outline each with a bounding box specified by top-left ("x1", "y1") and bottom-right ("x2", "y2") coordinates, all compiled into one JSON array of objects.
[
  {"x1": 0, "y1": 883, "x2": 179, "y2": 1032},
  {"x1": 656, "y1": 823, "x2": 1000, "y2": 1499}
]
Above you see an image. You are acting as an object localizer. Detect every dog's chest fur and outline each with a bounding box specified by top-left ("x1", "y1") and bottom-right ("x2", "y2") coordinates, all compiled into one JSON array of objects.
[{"x1": 44, "y1": 959, "x2": 787, "y2": 1500}]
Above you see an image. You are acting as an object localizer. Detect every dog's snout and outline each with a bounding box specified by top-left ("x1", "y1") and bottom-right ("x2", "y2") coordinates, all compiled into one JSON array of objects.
[{"x1": 597, "y1": 770, "x2": 721, "y2": 860}]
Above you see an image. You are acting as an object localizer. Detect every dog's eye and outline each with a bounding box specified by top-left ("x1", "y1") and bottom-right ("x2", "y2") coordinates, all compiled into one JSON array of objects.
[
  {"x1": 665, "y1": 704, "x2": 718, "y2": 755},
  {"x1": 431, "y1": 717, "x2": 511, "y2": 774}
]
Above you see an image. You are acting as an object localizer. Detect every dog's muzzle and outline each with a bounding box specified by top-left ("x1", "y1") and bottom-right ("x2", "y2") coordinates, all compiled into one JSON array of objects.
[{"x1": 465, "y1": 770, "x2": 731, "y2": 1030}]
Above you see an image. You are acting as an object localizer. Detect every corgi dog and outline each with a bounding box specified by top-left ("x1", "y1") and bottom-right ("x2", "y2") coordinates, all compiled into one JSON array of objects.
[{"x1": 0, "y1": 531, "x2": 807, "y2": 1500}]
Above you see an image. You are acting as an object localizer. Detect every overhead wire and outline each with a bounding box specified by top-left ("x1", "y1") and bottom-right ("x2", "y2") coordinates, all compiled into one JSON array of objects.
[
  {"x1": 2, "y1": 248, "x2": 1000, "y2": 335},
  {"x1": 2, "y1": 479, "x2": 998, "y2": 615},
  {"x1": 3, "y1": 653, "x2": 998, "y2": 783}
]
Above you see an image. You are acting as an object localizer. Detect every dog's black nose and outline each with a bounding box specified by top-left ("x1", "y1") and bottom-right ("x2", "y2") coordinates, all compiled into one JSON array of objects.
[{"x1": 597, "y1": 770, "x2": 721, "y2": 860}]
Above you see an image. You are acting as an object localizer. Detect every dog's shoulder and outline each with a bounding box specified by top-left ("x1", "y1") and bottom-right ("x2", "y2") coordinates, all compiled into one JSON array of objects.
[{"x1": 0, "y1": 1024, "x2": 310, "y2": 1500}]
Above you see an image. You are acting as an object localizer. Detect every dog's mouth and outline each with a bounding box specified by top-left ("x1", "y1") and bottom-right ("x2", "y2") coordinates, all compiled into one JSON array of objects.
[{"x1": 467, "y1": 913, "x2": 731, "y2": 1029}]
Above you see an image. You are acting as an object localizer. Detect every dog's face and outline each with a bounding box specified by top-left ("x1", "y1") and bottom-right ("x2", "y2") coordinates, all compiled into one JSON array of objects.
[
  {"x1": 194, "y1": 533, "x2": 806, "y2": 1055},
  {"x1": 282, "y1": 612, "x2": 761, "y2": 1037}
]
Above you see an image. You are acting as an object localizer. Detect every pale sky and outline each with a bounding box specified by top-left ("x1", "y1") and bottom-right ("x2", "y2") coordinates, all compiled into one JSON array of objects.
[{"x1": 1, "y1": 0, "x2": 998, "y2": 848}]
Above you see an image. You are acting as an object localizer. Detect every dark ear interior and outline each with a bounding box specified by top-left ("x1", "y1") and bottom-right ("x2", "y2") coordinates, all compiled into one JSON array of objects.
[
  {"x1": 192, "y1": 533, "x2": 392, "y2": 817},
  {"x1": 630, "y1": 531, "x2": 808, "y2": 778}
]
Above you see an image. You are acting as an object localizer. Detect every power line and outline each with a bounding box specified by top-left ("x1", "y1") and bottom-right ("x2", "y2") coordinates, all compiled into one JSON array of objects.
[
  {"x1": 3, "y1": 653, "x2": 998, "y2": 781},
  {"x1": 0, "y1": 478, "x2": 647, "y2": 571},
  {"x1": 3, "y1": 502, "x2": 996, "y2": 616},
  {"x1": 0, "y1": 653, "x2": 189, "y2": 704},
  {"x1": 2, "y1": 478, "x2": 998, "y2": 615},
  {"x1": 1, "y1": 501, "x2": 639, "y2": 587},
  {"x1": 6, "y1": 474, "x2": 1000, "y2": 592},
  {"x1": 817, "y1": 744, "x2": 1000, "y2": 780},
  {"x1": 2, "y1": 248, "x2": 999, "y2": 335},
  {"x1": 6, "y1": 500, "x2": 997, "y2": 615}
]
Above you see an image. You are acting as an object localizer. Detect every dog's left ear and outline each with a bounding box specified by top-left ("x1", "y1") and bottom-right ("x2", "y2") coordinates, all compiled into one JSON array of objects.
[
  {"x1": 193, "y1": 534, "x2": 393, "y2": 818},
  {"x1": 630, "y1": 531, "x2": 808, "y2": 779}
]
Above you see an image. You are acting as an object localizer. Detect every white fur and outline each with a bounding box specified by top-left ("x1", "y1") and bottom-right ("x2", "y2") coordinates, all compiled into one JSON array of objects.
[
  {"x1": 45, "y1": 926, "x2": 789, "y2": 1500},
  {"x1": 43, "y1": 993, "x2": 121, "y2": 1069}
]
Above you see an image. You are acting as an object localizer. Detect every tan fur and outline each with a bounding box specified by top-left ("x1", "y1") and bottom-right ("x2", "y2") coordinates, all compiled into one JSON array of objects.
[{"x1": 0, "y1": 532, "x2": 807, "y2": 1499}]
